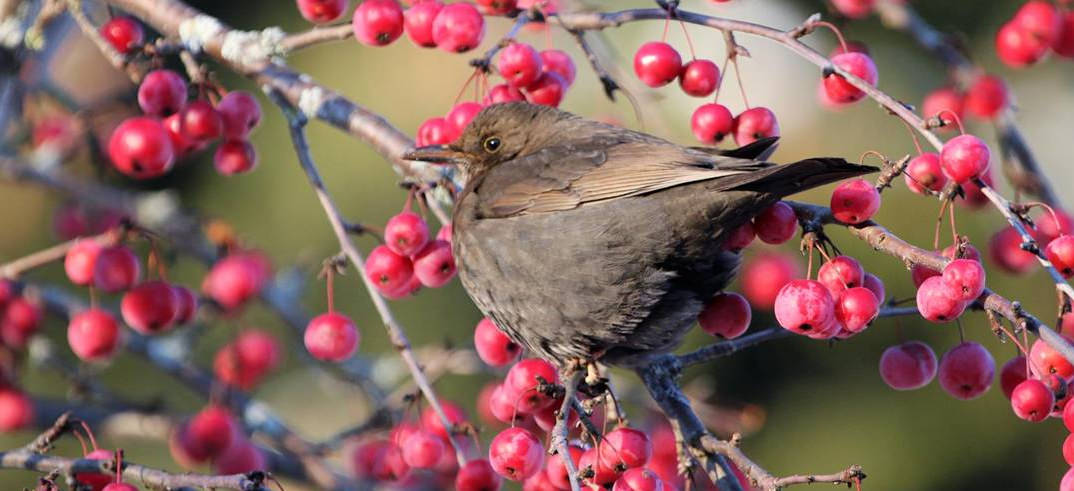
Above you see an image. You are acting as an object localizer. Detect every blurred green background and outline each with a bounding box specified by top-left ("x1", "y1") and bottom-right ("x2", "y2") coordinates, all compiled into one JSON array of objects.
[{"x1": 2, "y1": 0, "x2": 1073, "y2": 489}]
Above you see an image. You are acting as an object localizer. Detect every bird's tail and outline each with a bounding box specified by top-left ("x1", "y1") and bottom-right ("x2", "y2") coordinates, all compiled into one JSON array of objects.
[{"x1": 721, "y1": 158, "x2": 878, "y2": 198}]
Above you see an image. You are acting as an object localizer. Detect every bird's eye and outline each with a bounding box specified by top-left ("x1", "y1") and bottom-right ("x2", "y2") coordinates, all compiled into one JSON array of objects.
[{"x1": 482, "y1": 136, "x2": 501, "y2": 153}]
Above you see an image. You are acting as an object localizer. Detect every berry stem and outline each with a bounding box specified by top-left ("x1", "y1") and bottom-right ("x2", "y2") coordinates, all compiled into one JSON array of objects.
[
  {"x1": 677, "y1": 19, "x2": 698, "y2": 60},
  {"x1": 898, "y1": 119, "x2": 924, "y2": 156},
  {"x1": 114, "y1": 448, "x2": 124, "y2": 483},
  {"x1": 730, "y1": 57, "x2": 750, "y2": 108},
  {"x1": 811, "y1": 21, "x2": 848, "y2": 54},
  {"x1": 79, "y1": 420, "x2": 100, "y2": 451},
  {"x1": 326, "y1": 267, "x2": 335, "y2": 314},
  {"x1": 934, "y1": 109, "x2": 966, "y2": 134}
]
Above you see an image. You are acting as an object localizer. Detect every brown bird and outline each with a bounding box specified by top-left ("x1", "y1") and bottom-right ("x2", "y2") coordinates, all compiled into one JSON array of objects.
[{"x1": 405, "y1": 103, "x2": 874, "y2": 367}]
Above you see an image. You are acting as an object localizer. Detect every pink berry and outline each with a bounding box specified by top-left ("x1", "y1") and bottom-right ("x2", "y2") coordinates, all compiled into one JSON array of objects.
[
  {"x1": 823, "y1": 52, "x2": 878, "y2": 104},
  {"x1": 432, "y1": 2, "x2": 485, "y2": 53},
  {"x1": 633, "y1": 42, "x2": 682, "y2": 88},
  {"x1": 830, "y1": 0, "x2": 873, "y2": 18},
  {"x1": 834, "y1": 287, "x2": 879, "y2": 333},
  {"x1": 0, "y1": 297, "x2": 40, "y2": 348},
  {"x1": 698, "y1": 292, "x2": 751, "y2": 339},
  {"x1": 1037, "y1": 210, "x2": 1073, "y2": 244},
  {"x1": 488, "y1": 427, "x2": 544, "y2": 481},
  {"x1": 753, "y1": 201, "x2": 796, "y2": 244},
  {"x1": 164, "y1": 112, "x2": 202, "y2": 157},
  {"x1": 385, "y1": 211, "x2": 430, "y2": 256},
  {"x1": 121, "y1": 280, "x2": 178, "y2": 334},
  {"x1": 457, "y1": 459, "x2": 503, "y2": 491},
  {"x1": 304, "y1": 312, "x2": 359, "y2": 361},
  {"x1": 1030, "y1": 337, "x2": 1074, "y2": 378},
  {"x1": 214, "y1": 329, "x2": 281, "y2": 389},
  {"x1": 938, "y1": 342, "x2": 995, "y2": 400},
  {"x1": 599, "y1": 427, "x2": 652, "y2": 470},
  {"x1": 903, "y1": 153, "x2": 947, "y2": 194},
  {"x1": 817, "y1": 255, "x2": 865, "y2": 296},
  {"x1": 421, "y1": 401, "x2": 468, "y2": 439},
  {"x1": 475, "y1": 0, "x2": 517, "y2": 14},
  {"x1": 474, "y1": 317, "x2": 521, "y2": 366},
  {"x1": 1065, "y1": 434, "x2": 1074, "y2": 466},
  {"x1": 100, "y1": 16, "x2": 144, "y2": 54},
  {"x1": 940, "y1": 255, "x2": 987, "y2": 300},
  {"x1": 107, "y1": 117, "x2": 175, "y2": 179},
  {"x1": 1014, "y1": 1, "x2": 1062, "y2": 45},
  {"x1": 774, "y1": 279, "x2": 838, "y2": 338},
  {"x1": 484, "y1": 83, "x2": 526, "y2": 104},
  {"x1": 187, "y1": 406, "x2": 236, "y2": 459},
  {"x1": 995, "y1": 21, "x2": 1049, "y2": 67},
  {"x1": 540, "y1": 49, "x2": 576, "y2": 87},
  {"x1": 416, "y1": 116, "x2": 456, "y2": 146},
  {"x1": 1046, "y1": 235, "x2": 1074, "y2": 277},
  {"x1": 723, "y1": 221, "x2": 755, "y2": 252},
  {"x1": 447, "y1": 102, "x2": 485, "y2": 137},
  {"x1": 213, "y1": 436, "x2": 265, "y2": 474},
  {"x1": 1000, "y1": 355, "x2": 1028, "y2": 399},
  {"x1": 1054, "y1": 10, "x2": 1074, "y2": 57},
  {"x1": 1010, "y1": 379, "x2": 1054, "y2": 422},
  {"x1": 922, "y1": 87, "x2": 964, "y2": 131},
  {"x1": 732, "y1": 107, "x2": 779, "y2": 146},
  {"x1": 863, "y1": 272, "x2": 885, "y2": 302},
  {"x1": 297, "y1": 0, "x2": 349, "y2": 23},
  {"x1": 216, "y1": 91, "x2": 262, "y2": 139},
  {"x1": 179, "y1": 100, "x2": 223, "y2": 142},
  {"x1": 690, "y1": 103, "x2": 734, "y2": 144},
  {"x1": 365, "y1": 245, "x2": 415, "y2": 296},
  {"x1": 524, "y1": 71, "x2": 566, "y2": 107},
  {"x1": 488, "y1": 383, "x2": 523, "y2": 423},
  {"x1": 404, "y1": 0, "x2": 443, "y2": 47},
  {"x1": 505, "y1": 358, "x2": 559, "y2": 413},
  {"x1": 964, "y1": 74, "x2": 1008, "y2": 120},
  {"x1": 879, "y1": 341, "x2": 937, "y2": 390},
  {"x1": 64, "y1": 239, "x2": 101, "y2": 286},
  {"x1": 742, "y1": 253, "x2": 801, "y2": 310},
  {"x1": 579, "y1": 446, "x2": 619, "y2": 485},
  {"x1": 0, "y1": 388, "x2": 32, "y2": 431},
  {"x1": 412, "y1": 239, "x2": 456, "y2": 287},
  {"x1": 1064, "y1": 396, "x2": 1074, "y2": 431},
  {"x1": 352, "y1": 0, "x2": 404, "y2": 46},
  {"x1": 613, "y1": 468, "x2": 664, "y2": 491},
  {"x1": 988, "y1": 226, "x2": 1037, "y2": 274},
  {"x1": 401, "y1": 430, "x2": 445, "y2": 468},
  {"x1": 214, "y1": 139, "x2": 258, "y2": 175},
  {"x1": 93, "y1": 245, "x2": 141, "y2": 292},
  {"x1": 67, "y1": 309, "x2": 120, "y2": 361},
  {"x1": 498, "y1": 43, "x2": 543, "y2": 89},
  {"x1": 137, "y1": 70, "x2": 187, "y2": 117},
  {"x1": 79, "y1": 448, "x2": 117, "y2": 491},
  {"x1": 830, "y1": 178, "x2": 880, "y2": 224},
  {"x1": 203, "y1": 252, "x2": 270, "y2": 310},
  {"x1": 545, "y1": 444, "x2": 583, "y2": 490},
  {"x1": 915, "y1": 275, "x2": 966, "y2": 323},
  {"x1": 678, "y1": 59, "x2": 719, "y2": 97}
]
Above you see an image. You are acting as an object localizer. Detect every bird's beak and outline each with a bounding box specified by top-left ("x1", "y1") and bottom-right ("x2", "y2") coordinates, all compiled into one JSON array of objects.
[{"x1": 403, "y1": 145, "x2": 469, "y2": 166}]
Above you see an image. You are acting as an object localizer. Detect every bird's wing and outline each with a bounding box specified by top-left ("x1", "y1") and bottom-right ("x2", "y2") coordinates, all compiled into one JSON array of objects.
[{"x1": 475, "y1": 141, "x2": 773, "y2": 218}]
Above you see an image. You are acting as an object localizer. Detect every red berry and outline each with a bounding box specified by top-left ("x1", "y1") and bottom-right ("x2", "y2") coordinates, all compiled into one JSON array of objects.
[
  {"x1": 834, "y1": 287, "x2": 879, "y2": 333},
  {"x1": 488, "y1": 427, "x2": 544, "y2": 481},
  {"x1": 941, "y1": 258, "x2": 986, "y2": 301},
  {"x1": 67, "y1": 309, "x2": 120, "y2": 361},
  {"x1": 404, "y1": 0, "x2": 444, "y2": 47},
  {"x1": 121, "y1": 280, "x2": 179, "y2": 334},
  {"x1": 187, "y1": 406, "x2": 236, "y2": 459},
  {"x1": 690, "y1": 103, "x2": 734, "y2": 144},
  {"x1": 753, "y1": 201, "x2": 796, "y2": 244},
  {"x1": 107, "y1": 117, "x2": 175, "y2": 178},
  {"x1": 742, "y1": 253, "x2": 801, "y2": 310},
  {"x1": 353, "y1": 0, "x2": 404, "y2": 46},
  {"x1": 163, "y1": 112, "x2": 202, "y2": 157},
  {"x1": 179, "y1": 100, "x2": 223, "y2": 142},
  {"x1": 137, "y1": 70, "x2": 187, "y2": 117},
  {"x1": 416, "y1": 116, "x2": 456, "y2": 146},
  {"x1": 613, "y1": 468, "x2": 664, "y2": 491},
  {"x1": 100, "y1": 16, "x2": 144, "y2": 54},
  {"x1": 76, "y1": 448, "x2": 116, "y2": 491},
  {"x1": 545, "y1": 444, "x2": 583, "y2": 490},
  {"x1": 214, "y1": 329, "x2": 280, "y2": 389},
  {"x1": 863, "y1": 272, "x2": 885, "y2": 302},
  {"x1": 599, "y1": 427, "x2": 653, "y2": 471},
  {"x1": 1037, "y1": 210, "x2": 1073, "y2": 244},
  {"x1": 401, "y1": 430, "x2": 445, "y2": 469},
  {"x1": 679, "y1": 59, "x2": 719, "y2": 97},
  {"x1": 903, "y1": 153, "x2": 947, "y2": 194},
  {"x1": 213, "y1": 436, "x2": 265, "y2": 474},
  {"x1": 304, "y1": 312, "x2": 359, "y2": 361},
  {"x1": 484, "y1": 83, "x2": 526, "y2": 104},
  {"x1": 385, "y1": 211, "x2": 430, "y2": 256},
  {"x1": 1064, "y1": 395, "x2": 1074, "y2": 430},
  {"x1": 432, "y1": 2, "x2": 485, "y2": 53},
  {"x1": 540, "y1": 49, "x2": 576, "y2": 87},
  {"x1": 216, "y1": 91, "x2": 262, "y2": 139},
  {"x1": 1000, "y1": 355, "x2": 1028, "y2": 399},
  {"x1": 421, "y1": 400, "x2": 468, "y2": 439},
  {"x1": 498, "y1": 43, "x2": 543, "y2": 89},
  {"x1": 996, "y1": 21, "x2": 1049, "y2": 67},
  {"x1": 525, "y1": 71, "x2": 566, "y2": 107},
  {"x1": 1054, "y1": 11, "x2": 1074, "y2": 57},
  {"x1": 365, "y1": 245, "x2": 415, "y2": 296},
  {"x1": 446, "y1": 101, "x2": 485, "y2": 137},
  {"x1": 202, "y1": 251, "x2": 270, "y2": 310},
  {"x1": 938, "y1": 342, "x2": 995, "y2": 400},
  {"x1": 65, "y1": 239, "x2": 101, "y2": 286},
  {"x1": 488, "y1": 383, "x2": 523, "y2": 423},
  {"x1": 0, "y1": 297, "x2": 39, "y2": 348},
  {"x1": 412, "y1": 239, "x2": 456, "y2": 287},
  {"x1": 475, "y1": 0, "x2": 517, "y2": 14},
  {"x1": 457, "y1": 459, "x2": 503, "y2": 491},
  {"x1": 830, "y1": 178, "x2": 880, "y2": 224},
  {"x1": 989, "y1": 226, "x2": 1037, "y2": 274},
  {"x1": 915, "y1": 275, "x2": 966, "y2": 323},
  {"x1": 1030, "y1": 337, "x2": 1074, "y2": 378},
  {"x1": 505, "y1": 358, "x2": 559, "y2": 413},
  {"x1": 910, "y1": 261, "x2": 936, "y2": 288},
  {"x1": 213, "y1": 139, "x2": 258, "y2": 175},
  {"x1": 633, "y1": 42, "x2": 682, "y2": 88},
  {"x1": 698, "y1": 292, "x2": 751, "y2": 339},
  {"x1": 0, "y1": 388, "x2": 32, "y2": 431},
  {"x1": 723, "y1": 221, "x2": 755, "y2": 252},
  {"x1": 823, "y1": 52, "x2": 878, "y2": 104},
  {"x1": 93, "y1": 245, "x2": 141, "y2": 292},
  {"x1": 817, "y1": 255, "x2": 865, "y2": 296},
  {"x1": 774, "y1": 279, "x2": 838, "y2": 338},
  {"x1": 1014, "y1": 1, "x2": 1062, "y2": 45},
  {"x1": 921, "y1": 87, "x2": 964, "y2": 131},
  {"x1": 1046, "y1": 235, "x2": 1074, "y2": 277},
  {"x1": 879, "y1": 341, "x2": 937, "y2": 390},
  {"x1": 297, "y1": 0, "x2": 349, "y2": 23},
  {"x1": 579, "y1": 446, "x2": 619, "y2": 485},
  {"x1": 1064, "y1": 434, "x2": 1074, "y2": 466},
  {"x1": 964, "y1": 74, "x2": 1008, "y2": 120},
  {"x1": 732, "y1": 107, "x2": 779, "y2": 146},
  {"x1": 830, "y1": 0, "x2": 873, "y2": 18},
  {"x1": 1009, "y1": 379, "x2": 1054, "y2": 422},
  {"x1": 474, "y1": 317, "x2": 521, "y2": 366}
]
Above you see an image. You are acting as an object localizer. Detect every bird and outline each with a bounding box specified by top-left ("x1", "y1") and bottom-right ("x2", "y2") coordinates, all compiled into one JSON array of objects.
[{"x1": 404, "y1": 102, "x2": 875, "y2": 367}]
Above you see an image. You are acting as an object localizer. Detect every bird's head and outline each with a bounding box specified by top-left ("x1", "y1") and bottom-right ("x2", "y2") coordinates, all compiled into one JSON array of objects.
[{"x1": 403, "y1": 102, "x2": 579, "y2": 179}]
